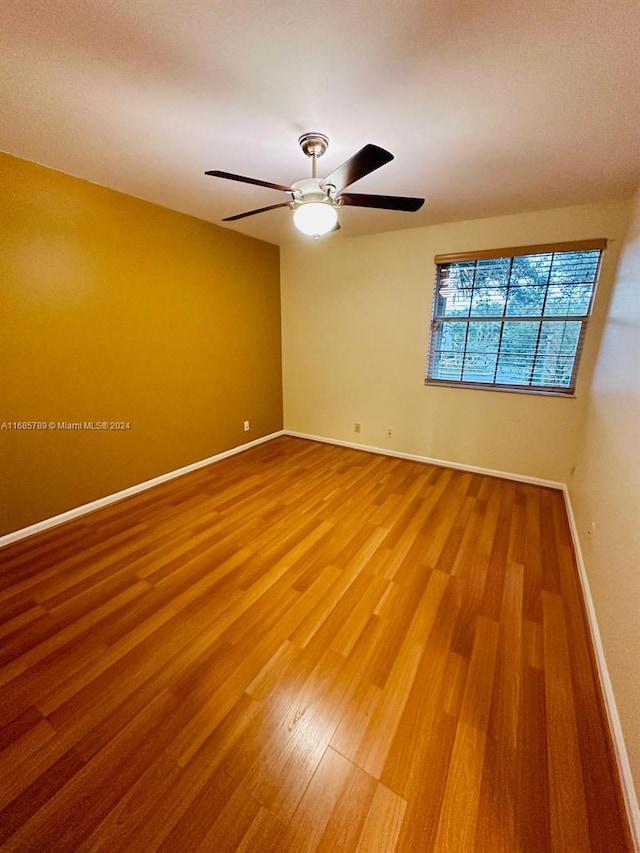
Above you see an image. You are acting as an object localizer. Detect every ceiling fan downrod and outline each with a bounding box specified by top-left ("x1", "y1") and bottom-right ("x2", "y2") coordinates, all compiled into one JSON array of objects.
[{"x1": 298, "y1": 132, "x2": 329, "y2": 179}]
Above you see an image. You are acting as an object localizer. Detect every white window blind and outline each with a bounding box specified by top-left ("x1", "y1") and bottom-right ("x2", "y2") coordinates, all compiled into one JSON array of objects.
[{"x1": 425, "y1": 240, "x2": 606, "y2": 395}]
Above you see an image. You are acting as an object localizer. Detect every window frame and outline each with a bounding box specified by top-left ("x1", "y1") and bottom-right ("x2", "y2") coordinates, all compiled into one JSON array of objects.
[{"x1": 424, "y1": 239, "x2": 607, "y2": 397}]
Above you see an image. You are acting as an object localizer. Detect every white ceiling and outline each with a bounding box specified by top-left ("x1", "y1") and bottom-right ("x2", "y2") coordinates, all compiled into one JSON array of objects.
[{"x1": 2, "y1": 0, "x2": 639, "y2": 246}]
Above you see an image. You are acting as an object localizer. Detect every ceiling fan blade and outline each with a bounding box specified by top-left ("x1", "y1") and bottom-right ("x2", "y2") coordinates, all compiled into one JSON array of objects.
[
  {"x1": 205, "y1": 170, "x2": 296, "y2": 194},
  {"x1": 319, "y1": 144, "x2": 394, "y2": 194},
  {"x1": 339, "y1": 192, "x2": 425, "y2": 212},
  {"x1": 222, "y1": 202, "x2": 291, "y2": 222}
]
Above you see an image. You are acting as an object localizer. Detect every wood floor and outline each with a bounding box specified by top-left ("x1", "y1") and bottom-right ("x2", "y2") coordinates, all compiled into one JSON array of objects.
[{"x1": 0, "y1": 436, "x2": 632, "y2": 852}]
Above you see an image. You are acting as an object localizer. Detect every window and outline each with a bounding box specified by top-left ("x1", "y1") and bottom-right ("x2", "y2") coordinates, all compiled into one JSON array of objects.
[{"x1": 425, "y1": 239, "x2": 606, "y2": 395}]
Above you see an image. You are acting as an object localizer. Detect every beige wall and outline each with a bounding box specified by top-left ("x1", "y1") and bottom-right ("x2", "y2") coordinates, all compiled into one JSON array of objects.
[
  {"x1": 281, "y1": 201, "x2": 631, "y2": 482},
  {"x1": 0, "y1": 153, "x2": 283, "y2": 536},
  {"x1": 570, "y1": 188, "x2": 640, "y2": 800}
]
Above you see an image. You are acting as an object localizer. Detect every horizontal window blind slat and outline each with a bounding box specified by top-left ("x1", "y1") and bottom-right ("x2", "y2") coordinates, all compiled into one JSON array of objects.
[
  {"x1": 425, "y1": 243, "x2": 604, "y2": 395},
  {"x1": 434, "y1": 238, "x2": 607, "y2": 265},
  {"x1": 432, "y1": 314, "x2": 589, "y2": 323}
]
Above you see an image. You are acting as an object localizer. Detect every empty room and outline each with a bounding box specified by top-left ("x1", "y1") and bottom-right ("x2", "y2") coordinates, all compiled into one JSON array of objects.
[{"x1": 1, "y1": 1, "x2": 639, "y2": 851}]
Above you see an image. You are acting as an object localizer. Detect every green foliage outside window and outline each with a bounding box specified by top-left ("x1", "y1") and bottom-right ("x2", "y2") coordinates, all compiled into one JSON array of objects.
[{"x1": 426, "y1": 248, "x2": 602, "y2": 393}]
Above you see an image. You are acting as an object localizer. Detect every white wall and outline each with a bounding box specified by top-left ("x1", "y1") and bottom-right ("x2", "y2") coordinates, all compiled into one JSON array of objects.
[
  {"x1": 570, "y1": 187, "x2": 640, "y2": 806},
  {"x1": 281, "y1": 200, "x2": 630, "y2": 482}
]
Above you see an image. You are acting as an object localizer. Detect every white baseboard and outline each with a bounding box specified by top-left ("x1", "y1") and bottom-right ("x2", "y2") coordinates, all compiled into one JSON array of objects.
[
  {"x1": 561, "y1": 485, "x2": 640, "y2": 851},
  {"x1": 283, "y1": 429, "x2": 565, "y2": 490},
  {"x1": 0, "y1": 430, "x2": 284, "y2": 550}
]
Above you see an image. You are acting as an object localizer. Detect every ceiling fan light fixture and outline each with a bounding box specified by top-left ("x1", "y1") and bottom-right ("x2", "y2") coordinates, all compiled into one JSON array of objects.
[{"x1": 293, "y1": 201, "x2": 338, "y2": 237}]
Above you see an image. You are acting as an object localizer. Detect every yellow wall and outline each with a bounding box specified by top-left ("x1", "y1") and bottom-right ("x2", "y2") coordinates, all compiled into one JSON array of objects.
[
  {"x1": 281, "y1": 201, "x2": 631, "y2": 482},
  {"x1": 570, "y1": 187, "x2": 640, "y2": 801},
  {"x1": 0, "y1": 153, "x2": 283, "y2": 536}
]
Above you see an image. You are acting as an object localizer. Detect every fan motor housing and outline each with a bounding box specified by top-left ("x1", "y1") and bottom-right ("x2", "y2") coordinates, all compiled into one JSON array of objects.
[{"x1": 291, "y1": 178, "x2": 337, "y2": 207}]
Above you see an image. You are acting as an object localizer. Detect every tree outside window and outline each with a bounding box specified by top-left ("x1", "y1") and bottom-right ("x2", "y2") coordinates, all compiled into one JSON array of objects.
[{"x1": 426, "y1": 242, "x2": 605, "y2": 394}]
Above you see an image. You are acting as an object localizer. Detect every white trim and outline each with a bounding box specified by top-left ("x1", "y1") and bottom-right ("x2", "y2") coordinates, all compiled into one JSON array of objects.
[
  {"x1": 283, "y1": 430, "x2": 564, "y2": 490},
  {"x1": 561, "y1": 485, "x2": 640, "y2": 851},
  {"x1": 0, "y1": 430, "x2": 284, "y2": 550}
]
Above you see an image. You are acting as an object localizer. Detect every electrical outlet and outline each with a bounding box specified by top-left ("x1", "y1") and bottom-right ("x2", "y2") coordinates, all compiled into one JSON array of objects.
[
  {"x1": 354, "y1": 422, "x2": 361, "y2": 434},
  {"x1": 243, "y1": 420, "x2": 250, "y2": 432},
  {"x1": 387, "y1": 427, "x2": 393, "y2": 437}
]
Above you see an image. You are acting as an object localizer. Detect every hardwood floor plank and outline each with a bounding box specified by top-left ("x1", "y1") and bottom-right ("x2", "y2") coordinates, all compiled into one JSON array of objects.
[
  {"x1": 0, "y1": 706, "x2": 45, "y2": 753},
  {"x1": 0, "y1": 604, "x2": 48, "y2": 640},
  {"x1": 82, "y1": 693, "x2": 264, "y2": 852},
  {"x1": 393, "y1": 710, "x2": 458, "y2": 852},
  {"x1": 522, "y1": 486, "x2": 544, "y2": 623},
  {"x1": 515, "y1": 664, "x2": 551, "y2": 852},
  {"x1": 153, "y1": 766, "x2": 251, "y2": 852},
  {"x1": 290, "y1": 535, "x2": 384, "y2": 651},
  {"x1": 365, "y1": 578, "x2": 431, "y2": 689},
  {"x1": 522, "y1": 616, "x2": 544, "y2": 670},
  {"x1": 329, "y1": 670, "x2": 382, "y2": 762},
  {"x1": 280, "y1": 746, "x2": 354, "y2": 853},
  {"x1": 357, "y1": 644, "x2": 427, "y2": 780},
  {"x1": 474, "y1": 562, "x2": 524, "y2": 851},
  {"x1": 433, "y1": 722, "x2": 489, "y2": 853},
  {"x1": 76, "y1": 755, "x2": 183, "y2": 852},
  {"x1": 190, "y1": 780, "x2": 264, "y2": 853},
  {"x1": 0, "y1": 717, "x2": 56, "y2": 780},
  {"x1": 474, "y1": 733, "x2": 517, "y2": 853},
  {"x1": 0, "y1": 436, "x2": 632, "y2": 851},
  {"x1": 433, "y1": 616, "x2": 500, "y2": 852},
  {"x1": 0, "y1": 634, "x2": 109, "y2": 734},
  {"x1": 539, "y1": 489, "x2": 562, "y2": 595},
  {"x1": 479, "y1": 481, "x2": 515, "y2": 622},
  {"x1": 234, "y1": 647, "x2": 364, "y2": 821},
  {"x1": 574, "y1": 684, "x2": 636, "y2": 851},
  {"x1": 0, "y1": 724, "x2": 77, "y2": 813},
  {"x1": 354, "y1": 781, "x2": 406, "y2": 853},
  {"x1": 380, "y1": 576, "x2": 466, "y2": 798},
  {"x1": 0, "y1": 748, "x2": 84, "y2": 846},
  {"x1": 330, "y1": 573, "x2": 389, "y2": 658},
  {"x1": 316, "y1": 756, "x2": 378, "y2": 852},
  {"x1": 352, "y1": 569, "x2": 450, "y2": 779},
  {"x1": 234, "y1": 807, "x2": 286, "y2": 853},
  {"x1": 490, "y1": 561, "x2": 524, "y2": 749},
  {"x1": 542, "y1": 591, "x2": 591, "y2": 852},
  {"x1": 4, "y1": 689, "x2": 180, "y2": 851},
  {"x1": 1, "y1": 580, "x2": 150, "y2": 680}
]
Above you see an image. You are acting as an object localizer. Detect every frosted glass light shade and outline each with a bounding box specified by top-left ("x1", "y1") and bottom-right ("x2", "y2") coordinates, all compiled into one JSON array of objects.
[{"x1": 293, "y1": 202, "x2": 338, "y2": 237}]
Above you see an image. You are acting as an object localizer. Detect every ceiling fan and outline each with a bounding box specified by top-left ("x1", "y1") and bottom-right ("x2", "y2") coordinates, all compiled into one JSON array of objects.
[{"x1": 205, "y1": 133, "x2": 425, "y2": 238}]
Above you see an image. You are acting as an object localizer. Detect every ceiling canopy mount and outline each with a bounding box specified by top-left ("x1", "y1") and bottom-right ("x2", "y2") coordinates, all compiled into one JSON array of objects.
[{"x1": 298, "y1": 132, "x2": 329, "y2": 161}]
